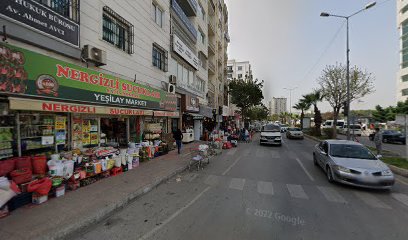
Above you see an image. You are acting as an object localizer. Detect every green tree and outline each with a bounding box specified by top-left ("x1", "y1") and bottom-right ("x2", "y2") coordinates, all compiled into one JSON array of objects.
[
  {"x1": 318, "y1": 63, "x2": 374, "y2": 137},
  {"x1": 293, "y1": 101, "x2": 311, "y2": 129},
  {"x1": 247, "y1": 104, "x2": 269, "y2": 121},
  {"x1": 302, "y1": 90, "x2": 324, "y2": 136},
  {"x1": 229, "y1": 78, "x2": 264, "y2": 125}
]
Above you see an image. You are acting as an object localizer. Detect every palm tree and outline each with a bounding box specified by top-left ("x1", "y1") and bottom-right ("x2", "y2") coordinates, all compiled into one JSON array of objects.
[
  {"x1": 302, "y1": 90, "x2": 324, "y2": 135},
  {"x1": 293, "y1": 101, "x2": 311, "y2": 129}
]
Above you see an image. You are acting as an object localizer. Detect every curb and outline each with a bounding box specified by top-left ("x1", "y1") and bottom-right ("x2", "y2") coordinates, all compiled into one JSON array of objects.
[
  {"x1": 57, "y1": 163, "x2": 190, "y2": 240},
  {"x1": 387, "y1": 164, "x2": 408, "y2": 178}
]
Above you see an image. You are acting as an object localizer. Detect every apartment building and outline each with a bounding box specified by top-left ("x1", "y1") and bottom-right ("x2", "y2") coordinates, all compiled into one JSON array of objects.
[
  {"x1": 227, "y1": 59, "x2": 252, "y2": 81},
  {"x1": 269, "y1": 98, "x2": 288, "y2": 115},
  {"x1": 398, "y1": 0, "x2": 408, "y2": 102}
]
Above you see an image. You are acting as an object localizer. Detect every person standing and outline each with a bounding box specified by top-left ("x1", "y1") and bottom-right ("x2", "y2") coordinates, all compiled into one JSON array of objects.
[
  {"x1": 373, "y1": 128, "x2": 383, "y2": 155},
  {"x1": 173, "y1": 129, "x2": 183, "y2": 154},
  {"x1": 245, "y1": 128, "x2": 250, "y2": 143}
]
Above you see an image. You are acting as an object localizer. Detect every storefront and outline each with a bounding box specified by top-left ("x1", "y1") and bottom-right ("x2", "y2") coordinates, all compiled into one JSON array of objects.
[
  {"x1": 181, "y1": 94, "x2": 202, "y2": 142},
  {"x1": 0, "y1": 42, "x2": 178, "y2": 158}
]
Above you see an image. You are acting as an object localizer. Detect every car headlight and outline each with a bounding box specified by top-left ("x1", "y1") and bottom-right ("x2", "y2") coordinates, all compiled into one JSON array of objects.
[
  {"x1": 381, "y1": 169, "x2": 393, "y2": 176},
  {"x1": 275, "y1": 137, "x2": 281, "y2": 140},
  {"x1": 261, "y1": 136, "x2": 267, "y2": 140},
  {"x1": 335, "y1": 165, "x2": 351, "y2": 173}
]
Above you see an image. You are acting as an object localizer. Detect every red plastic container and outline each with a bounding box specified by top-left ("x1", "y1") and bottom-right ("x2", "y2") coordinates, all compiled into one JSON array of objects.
[
  {"x1": 111, "y1": 167, "x2": 122, "y2": 176},
  {"x1": 14, "y1": 157, "x2": 32, "y2": 171},
  {"x1": 32, "y1": 155, "x2": 47, "y2": 175},
  {"x1": 27, "y1": 178, "x2": 52, "y2": 195},
  {"x1": 0, "y1": 158, "x2": 15, "y2": 177},
  {"x1": 10, "y1": 168, "x2": 32, "y2": 184}
]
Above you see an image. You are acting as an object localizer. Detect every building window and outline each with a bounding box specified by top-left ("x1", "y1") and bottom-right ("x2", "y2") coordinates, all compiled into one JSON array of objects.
[
  {"x1": 238, "y1": 74, "x2": 242, "y2": 79},
  {"x1": 102, "y1": 6, "x2": 134, "y2": 54},
  {"x1": 152, "y1": 43, "x2": 168, "y2": 71},
  {"x1": 227, "y1": 74, "x2": 232, "y2": 79},
  {"x1": 198, "y1": 3, "x2": 206, "y2": 21},
  {"x1": 198, "y1": 29, "x2": 205, "y2": 45},
  {"x1": 237, "y1": 66, "x2": 243, "y2": 71},
  {"x1": 403, "y1": 88, "x2": 408, "y2": 96},
  {"x1": 152, "y1": 2, "x2": 163, "y2": 27},
  {"x1": 402, "y1": 75, "x2": 408, "y2": 82},
  {"x1": 34, "y1": 0, "x2": 79, "y2": 22}
]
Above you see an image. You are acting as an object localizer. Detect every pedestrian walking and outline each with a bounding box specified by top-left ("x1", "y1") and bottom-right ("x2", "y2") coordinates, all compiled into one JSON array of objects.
[
  {"x1": 373, "y1": 127, "x2": 382, "y2": 155},
  {"x1": 245, "y1": 128, "x2": 249, "y2": 143},
  {"x1": 173, "y1": 129, "x2": 183, "y2": 154}
]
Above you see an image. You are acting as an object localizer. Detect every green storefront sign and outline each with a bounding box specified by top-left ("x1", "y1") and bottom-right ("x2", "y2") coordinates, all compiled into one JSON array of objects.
[{"x1": 0, "y1": 43, "x2": 176, "y2": 111}]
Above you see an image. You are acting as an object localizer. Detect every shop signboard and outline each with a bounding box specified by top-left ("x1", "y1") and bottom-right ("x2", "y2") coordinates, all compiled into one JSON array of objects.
[
  {"x1": 198, "y1": 104, "x2": 213, "y2": 118},
  {"x1": 9, "y1": 98, "x2": 155, "y2": 116},
  {"x1": 0, "y1": 0, "x2": 80, "y2": 47},
  {"x1": 173, "y1": 35, "x2": 199, "y2": 70},
  {"x1": 153, "y1": 111, "x2": 180, "y2": 117},
  {"x1": 0, "y1": 43, "x2": 177, "y2": 111},
  {"x1": 182, "y1": 95, "x2": 199, "y2": 112}
]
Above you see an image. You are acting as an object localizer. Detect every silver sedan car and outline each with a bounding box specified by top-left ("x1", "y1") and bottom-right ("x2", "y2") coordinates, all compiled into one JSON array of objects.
[{"x1": 313, "y1": 140, "x2": 395, "y2": 189}]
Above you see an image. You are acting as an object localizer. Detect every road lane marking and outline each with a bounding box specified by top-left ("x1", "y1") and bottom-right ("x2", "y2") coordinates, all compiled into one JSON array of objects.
[
  {"x1": 391, "y1": 193, "x2": 408, "y2": 207},
  {"x1": 396, "y1": 177, "x2": 408, "y2": 186},
  {"x1": 295, "y1": 158, "x2": 315, "y2": 182},
  {"x1": 286, "y1": 184, "x2": 309, "y2": 199},
  {"x1": 317, "y1": 186, "x2": 347, "y2": 204},
  {"x1": 204, "y1": 175, "x2": 220, "y2": 186},
  {"x1": 226, "y1": 148, "x2": 238, "y2": 155},
  {"x1": 257, "y1": 181, "x2": 274, "y2": 195},
  {"x1": 354, "y1": 191, "x2": 391, "y2": 209},
  {"x1": 222, "y1": 155, "x2": 242, "y2": 176},
  {"x1": 229, "y1": 178, "x2": 246, "y2": 191},
  {"x1": 138, "y1": 186, "x2": 211, "y2": 240}
]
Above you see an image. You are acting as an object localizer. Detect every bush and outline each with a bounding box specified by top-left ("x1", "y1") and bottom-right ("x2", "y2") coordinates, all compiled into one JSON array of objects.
[{"x1": 323, "y1": 128, "x2": 335, "y2": 139}]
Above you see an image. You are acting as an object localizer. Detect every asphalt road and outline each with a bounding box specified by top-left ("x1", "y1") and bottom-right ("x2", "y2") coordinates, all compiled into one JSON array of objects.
[
  {"x1": 336, "y1": 134, "x2": 407, "y2": 157},
  {"x1": 72, "y1": 135, "x2": 408, "y2": 240}
]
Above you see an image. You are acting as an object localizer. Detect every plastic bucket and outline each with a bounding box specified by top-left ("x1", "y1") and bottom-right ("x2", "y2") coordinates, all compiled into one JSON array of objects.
[
  {"x1": 32, "y1": 155, "x2": 47, "y2": 175},
  {"x1": 47, "y1": 160, "x2": 63, "y2": 177},
  {"x1": 62, "y1": 160, "x2": 74, "y2": 179}
]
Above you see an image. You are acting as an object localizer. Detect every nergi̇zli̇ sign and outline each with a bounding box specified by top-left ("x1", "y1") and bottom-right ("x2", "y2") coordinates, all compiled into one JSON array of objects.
[{"x1": 0, "y1": 0, "x2": 79, "y2": 47}]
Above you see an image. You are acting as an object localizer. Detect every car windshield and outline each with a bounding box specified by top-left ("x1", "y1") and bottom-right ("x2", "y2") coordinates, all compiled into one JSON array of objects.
[
  {"x1": 385, "y1": 130, "x2": 401, "y2": 134},
  {"x1": 330, "y1": 144, "x2": 376, "y2": 160},
  {"x1": 288, "y1": 128, "x2": 301, "y2": 131},
  {"x1": 262, "y1": 124, "x2": 280, "y2": 132}
]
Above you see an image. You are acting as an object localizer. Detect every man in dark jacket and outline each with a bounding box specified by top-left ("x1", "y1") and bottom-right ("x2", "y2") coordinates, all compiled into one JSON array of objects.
[{"x1": 173, "y1": 129, "x2": 183, "y2": 154}]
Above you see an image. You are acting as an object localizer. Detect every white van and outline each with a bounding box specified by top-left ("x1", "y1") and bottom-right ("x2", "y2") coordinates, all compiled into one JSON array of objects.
[
  {"x1": 341, "y1": 124, "x2": 362, "y2": 136},
  {"x1": 323, "y1": 120, "x2": 345, "y2": 129},
  {"x1": 260, "y1": 124, "x2": 282, "y2": 146}
]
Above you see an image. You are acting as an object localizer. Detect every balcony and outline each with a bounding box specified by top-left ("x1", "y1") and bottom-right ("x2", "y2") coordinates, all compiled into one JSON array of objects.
[
  {"x1": 208, "y1": 42, "x2": 216, "y2": 54},
  {"x1": 208, "y1": 61, "x2": 216, "y2": 74},
  {"x1": 208, "y1": 0, "x2": 216, "y2": 15},
  {"x1": 172, "y1": 0, "x2": 198, "y2": 40},
  {"x1": 208, "y1": 17, "x2": 216, "y2": 35},
  {"x1": 176, "y1": 0, "x2": 198, "y2": 16},
  {"x1": 225, "y1": 32, "x2": 230, "y2": 43},
  {"x1": 208, "y1": 82, "x2": 215, "y2": 93}
]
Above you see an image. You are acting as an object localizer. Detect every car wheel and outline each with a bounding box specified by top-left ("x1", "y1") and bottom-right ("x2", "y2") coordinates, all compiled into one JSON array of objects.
[
  {"x1": 326, "y1": 166, "x2": 334, "y2": 183},
  {"x1": 313, "y1": 154, "x2": 318, "y2": 166}
]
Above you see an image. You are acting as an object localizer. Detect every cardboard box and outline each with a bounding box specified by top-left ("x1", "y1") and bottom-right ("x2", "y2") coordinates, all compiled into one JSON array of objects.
[{"x1": 32, "y1": 193, "x2": 48, "y2": 204}]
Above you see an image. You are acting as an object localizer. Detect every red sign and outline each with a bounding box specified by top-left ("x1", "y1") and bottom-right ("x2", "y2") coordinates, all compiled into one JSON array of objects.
[{"x1": 42, "y1": 102, "x2": 96, "y2": 113}]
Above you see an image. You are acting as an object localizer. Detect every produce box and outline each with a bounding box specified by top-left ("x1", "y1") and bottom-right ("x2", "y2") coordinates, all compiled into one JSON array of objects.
[{"x1": 32, "y1": 193, "x2": 48, "y2": 204}]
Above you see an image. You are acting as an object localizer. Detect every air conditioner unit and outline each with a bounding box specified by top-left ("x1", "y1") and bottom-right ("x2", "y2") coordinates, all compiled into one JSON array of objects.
[
  {"x1": 168, "y1": 83, "x2": 176, "y2": 94},
  {"x1": 83, "y1": 45, "x2": 107, "y2": 66},
  {"x1": 169, "y1": 75, "x2": 177, "y2": 85}
]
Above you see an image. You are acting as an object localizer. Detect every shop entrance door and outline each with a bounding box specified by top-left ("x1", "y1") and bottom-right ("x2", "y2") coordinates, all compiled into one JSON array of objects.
[
  {"x1": 101, "y1": 118, "x2": 128, "y2": 147},
  {"x1": 171, "y1": 118, "x2": 178, "y2": 133},
  {"x1": 194, "y1": 120, "x2": 201, "y2": 141}
]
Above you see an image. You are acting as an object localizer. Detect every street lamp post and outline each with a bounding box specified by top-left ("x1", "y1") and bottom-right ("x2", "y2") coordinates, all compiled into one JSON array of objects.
[
  {"x1": 320, "y1": 2, "x2": 376, "y2": 141},
  {"x1": 284, "y1": 87, "x2": 297, "y2": 126}
]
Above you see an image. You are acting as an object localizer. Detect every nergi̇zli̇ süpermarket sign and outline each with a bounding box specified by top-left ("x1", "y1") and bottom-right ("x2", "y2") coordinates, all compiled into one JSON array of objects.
[
  {"x1": 0, "y1": 0, "x2": 79, "y2": 47},
  {"x1": 0, "y1": 43, "x2": 177, "y2": 111}
]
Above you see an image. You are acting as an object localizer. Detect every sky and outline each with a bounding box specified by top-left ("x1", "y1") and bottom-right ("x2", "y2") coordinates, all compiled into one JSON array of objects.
[{"x1": 224, "y1": 0, "x2": 398, "y2": 113}]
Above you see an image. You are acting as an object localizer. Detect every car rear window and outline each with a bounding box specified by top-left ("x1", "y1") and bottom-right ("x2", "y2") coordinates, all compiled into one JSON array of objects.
[{"x1": 262, "y1": 125, "x2": 280, "y2": 132}]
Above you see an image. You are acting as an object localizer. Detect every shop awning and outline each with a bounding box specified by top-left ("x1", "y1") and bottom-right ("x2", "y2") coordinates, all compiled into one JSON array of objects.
[
  {"x1": 9, "y1": 98, "x2": 155, "y2": 116},
  {"x1": 199, "y1": 104, "x2": 213, "y2": 118},
  {"x1": 187, "y1": 113, "x2": 204, "y2": 120}
]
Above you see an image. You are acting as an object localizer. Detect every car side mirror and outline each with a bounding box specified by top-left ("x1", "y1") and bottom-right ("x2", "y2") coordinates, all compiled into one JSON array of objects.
[
  {"x1": 376, "y1": 155, "x2": 382, "y2": 159},
  {"x1": 321, "y1": 151, "x2": 328, "y2": 156}
]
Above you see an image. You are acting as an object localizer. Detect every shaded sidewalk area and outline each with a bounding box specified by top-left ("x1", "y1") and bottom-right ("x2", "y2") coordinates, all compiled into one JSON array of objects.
[{"x1": 0, "y1": 142, "x2": 203, "y2": 240}]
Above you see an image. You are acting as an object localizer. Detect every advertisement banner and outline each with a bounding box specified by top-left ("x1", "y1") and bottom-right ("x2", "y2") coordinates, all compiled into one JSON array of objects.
[
  {"x1": 0, "y1": 43, "x2": 177, "y2": 111},
  {"x1": 173, "y1": 35, "x2": 198, "y2": 70},
  {"x1": 0, "y1": 0, "x2": 80, "y2": 47}
]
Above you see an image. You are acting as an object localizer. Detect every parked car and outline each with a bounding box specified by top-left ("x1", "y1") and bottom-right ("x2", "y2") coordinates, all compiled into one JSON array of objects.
[
  {"x1": 286, "y1": 128, "x2": 304, "y2": 139},
  {"x1": 313, "y1": 140, "x2": 395, "y2": 189},
  {"x1": 260, "y1": 124, "x2": 282, "y2": 146},
  {"x1": 341, "y1": 124, "x2": 362, "y2": 136},
  {"x1": 369, "y1": 130, "x2": 406, "y2": 144},
  {"x1": 280, "y1": 124, "x2": 289, "y2": 132},
  {"x1": 322, "y1": 120, "x2": 345, "y2": 129}
]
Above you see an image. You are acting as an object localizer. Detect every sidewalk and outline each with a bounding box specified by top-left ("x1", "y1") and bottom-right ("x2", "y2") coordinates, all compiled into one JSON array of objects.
[{"x1": 0, "y1": 142, "x2": 203, "y2": 240}]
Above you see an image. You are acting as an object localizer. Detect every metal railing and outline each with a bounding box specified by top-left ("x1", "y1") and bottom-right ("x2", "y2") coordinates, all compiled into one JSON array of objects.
[{"x1": 172, "y1": 0, "x2": 197, "y2": 39}]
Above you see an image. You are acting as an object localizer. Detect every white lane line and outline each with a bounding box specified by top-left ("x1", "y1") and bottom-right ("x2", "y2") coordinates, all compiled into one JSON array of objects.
[
  {"x1": 317, "y1": 186, "x2": 347, "y2": 204},
  {"x1": 354, "y1": 191, "x2": 391, "y2": 209},
  {"x1": 222, "y1": 156, "x2": 242, "y2": 176},
  {"x1": 286, "y1": 184, "x2": 309, "y2": 199},
  {"x1": 396, "y1": 177, "x2": 408, "y2": 186},
  {"x1": 257, "y1": 181, "x2": 274, "y2": 195},
  {"x1": 295, "y1": 158, "x2": 315, "y2": 182},
  {"x1": 138, "y1": 186, "x2": 211, "y2": 240},
  {"x1": 229, "y1": 178, "x2": 246, "y2": 191},
  {"x1": 392, "y1": 193, "x2": 408, "y2": 207},
  {"x1": 226, "y1": 148, "x2": 238, "y2": 155},
  {"x1": 204, "y1": 175, "x2": 220, "y2": 186}
]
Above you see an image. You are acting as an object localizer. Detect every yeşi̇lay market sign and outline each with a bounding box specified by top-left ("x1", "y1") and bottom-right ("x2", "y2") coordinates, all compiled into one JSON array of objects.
[{"x1": 0, "y1": 43, "x2": 177, "y2": 111}]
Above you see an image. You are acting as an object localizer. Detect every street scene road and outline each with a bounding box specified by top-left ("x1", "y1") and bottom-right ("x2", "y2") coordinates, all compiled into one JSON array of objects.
[{"x1": 73, "y1": 135, "x2": 408, "y2": 240}]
